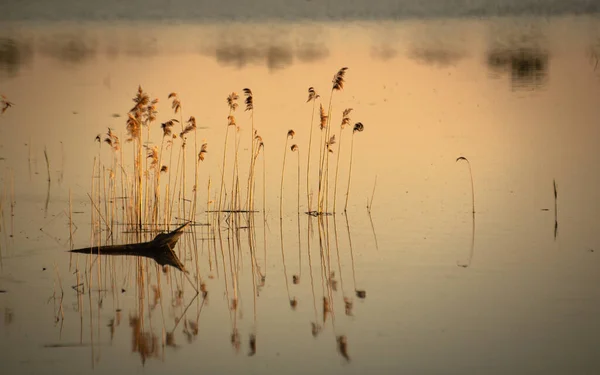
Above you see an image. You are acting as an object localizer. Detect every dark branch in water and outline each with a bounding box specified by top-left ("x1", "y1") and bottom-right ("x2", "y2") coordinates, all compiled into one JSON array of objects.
[{"x1": 69, "y1": 222, "x2": 189, "y2": 272}]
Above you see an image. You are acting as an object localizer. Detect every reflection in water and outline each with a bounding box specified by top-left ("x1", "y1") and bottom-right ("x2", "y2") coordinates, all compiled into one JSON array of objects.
[
  {"x1": 296, "y1": 43, "x2": 329, "y2": 63},
  {"x1": 370, "y1": 44, "x2": 398, "y2": 60},
  {"x1": 129, "y1": 315, "x2": 160, "y2": 365},
  {"x1": 486, "y1": 21, "x2": 550, "y2": 90},
  {"x1": 409, "y1": 46, "x2": 466, "y2": 67},
  {"x1": 61, "y1": 203, "x2": 371, "y2": 366},
  {"x1": 487, "y1": 47, "x2": 549, "y2": 90},
  {"x1": 38, "y1": 34, "x2": 97, "y2": 65},
  {"x1": 405, "y1": 22, "x2": 468, "y2": 67},
  {"x1": 209, "y1": 42, "x2": 328, "y2": 71},
  {"x1": 4, "y1": 308, "x2": 14, "y2": 325},
  {"x1": 0, "y1": 38, "x2": 33, "y2": 77},
  {"x1": 553, "y1": 179, "x2": 559, "y2": 241},
  {"x1": 457, "y1": 213, "x2": 476, "y2": 268}
]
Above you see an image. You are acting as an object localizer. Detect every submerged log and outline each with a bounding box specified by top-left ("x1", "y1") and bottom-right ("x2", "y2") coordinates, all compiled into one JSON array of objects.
[{"x1": 69, "y1": 222, "x2": 189, "y2": 272}]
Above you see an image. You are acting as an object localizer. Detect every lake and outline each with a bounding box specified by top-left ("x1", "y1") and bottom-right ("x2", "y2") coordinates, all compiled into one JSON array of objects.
[{"x1": 1, "y1": 2, "x2": 600, "y2": 374}]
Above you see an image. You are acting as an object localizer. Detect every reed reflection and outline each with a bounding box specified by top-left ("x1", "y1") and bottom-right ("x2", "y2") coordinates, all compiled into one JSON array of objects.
[{"x1": 61, "y1": 206, "x2": 372, "y2": 365}]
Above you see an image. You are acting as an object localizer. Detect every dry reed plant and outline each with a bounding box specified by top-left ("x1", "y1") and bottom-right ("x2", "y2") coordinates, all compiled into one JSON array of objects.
[
  {"x1": 218, "y1": 93, "x2": 239, "y2": 213},
  {"x1": 456, "y1": 156, "x2": 475, "y2": 214},
  {"x1": 280, "y1": 130, "x2": 295, "y2": 218},
  {"x1": 344, "y1": 122, "x2": 364, "y2": 212},
  {"x1": 306, "y1": 87, "x2": 320, "y2": 211},
  {"x1": 244, "y1": 88, "x2": 256, "y2": 212},
  {"x1": 333, "y1": 108, "x2": 352, "y2": 213},
  {"x1": 318, "y1": 67, "x2": 348, "y2": 214},
  {"x1": 553, "y1": 179, "x2": 558, "y2": 240}
]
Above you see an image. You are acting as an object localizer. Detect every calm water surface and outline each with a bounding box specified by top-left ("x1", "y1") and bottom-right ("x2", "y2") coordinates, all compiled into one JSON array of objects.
[{"x1": 1, "y1": 7, "x2": 600, "y2": 375}]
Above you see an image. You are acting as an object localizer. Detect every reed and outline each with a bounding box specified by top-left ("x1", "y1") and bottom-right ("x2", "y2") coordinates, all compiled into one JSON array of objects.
[
  {"x1": 243, "y1": 88, "x2": 256, "y2": 212},
  {"x1": 280, "y1": 130, "x2": 295, "y2": 218},
  {"x1": 292, "y1": 144, "x2": 301, "y2": 284},
  {"x1": 319, "y1": 67, "x2": 348, "y2": 214},
  {"x1": 456, "y1": 156, "x2": 475, "y2": 214},
  {"x1": 306, "y1": 87, "x2": 320, "y2": 211},
  {"x1": 333, "y1": 108, "x2": 352, "y2": 213},
  {"x1": 292, "y1": 144, "x2": 300, "y2": 213},
  {"x1": 367, "y1": 175, "x2": 377, "y2": 213},
  {"x1": 344, "y1": 122, "x2": 364, "y2": 212},
  {"x1": 0, "y1": 188, "x2": 3, "y2": 269},
  {"x1": 553, "y1": 179, "x2": 558, "y2": 239},
  {"x1": 126, "y1": 86, "x2": 149, "y2": 232},
  {"x1": 44, "y1": 146, "x2": 51, "y2": 183},
  {"x1": 315, "y1": 104, "x2": 327, "y2": 214},
  {"x1": 218, "y1": 93, "x2": 239, "y2": 213}
]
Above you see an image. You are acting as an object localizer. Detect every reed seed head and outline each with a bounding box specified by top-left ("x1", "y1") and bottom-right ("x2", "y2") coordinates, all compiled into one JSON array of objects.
[
  {"x1": 161, "y1": 165, "x2": 168, "y2": 173},
  {"x1": 326, "y1": 135, "x2": 336, "y2": 153},
  {"x1": 341, "y1": 108, "x2": 353, "y2": 128},
  {"x1": 180, "y1": 117, "x2": 197, "y2": 138},
  {"x1": 227, "y1": 115, "x2": 236, "y2": 126},
  {"x1": 291, "y1": 144, "x2": 298, "y2": 152},
  {"x1": 332, "y1": 67, "x2": 348, "y2": 91},
  {"x1": 146, "y1": 145, "x2": 159, "y2": 168},
  {"x1": 287, "y1": 129, "x2": 295, "y2": 139},
  {"x1": 353, "y1": 122, "x2": 364, "y2": 133},
  {"x1": 168, "y1": 92, "x2": 181, "y2": 114},
  {"x1": 307, "y1": 87, "x2": 320, "y2": 102},
  {"x1": 198, "y1": 143, "x2": 208, "y2": 161},
  {"x1": 243, "y1": 88, "x2": 253, "y2": 111},
  {"x1": 161, "y1": 119, "x2": 178, "y2": 137},
  {"x1": 104, "y1": 128, "x2": 120, "y2": 151},
  {"x1": 319, "y1": 104, "x2": 328, "y2": 130},
  {"x1": 227, "y1": 92, "x2": 239, "y2": 111}
]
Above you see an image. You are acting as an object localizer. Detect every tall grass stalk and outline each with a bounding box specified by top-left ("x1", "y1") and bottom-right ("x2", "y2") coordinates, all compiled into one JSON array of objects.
[
  {"x1": 344, "y1": 122, "x2": 364, "y2": 212},
  {"x1": 280, "y1": 130, "x2": 295, "y2": 218},
  {"x1": 456, "y1": 156, "x2": 475, "y2": 214},
  {"x1": 306, "y1": 88, "x2": 319, "y2": 211},
  {"x1": 333, "y1": 109, "x2": 352, "y2": 213},
  {"x1": 243, "y1": 88, "x2": 255, "y2": 212},
  {"x1": 319, "y1": 67, "x2": 348, "y2": 214},
  {"x1": 218, "y1": 93, "x2": 238, "y2": 213}
]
